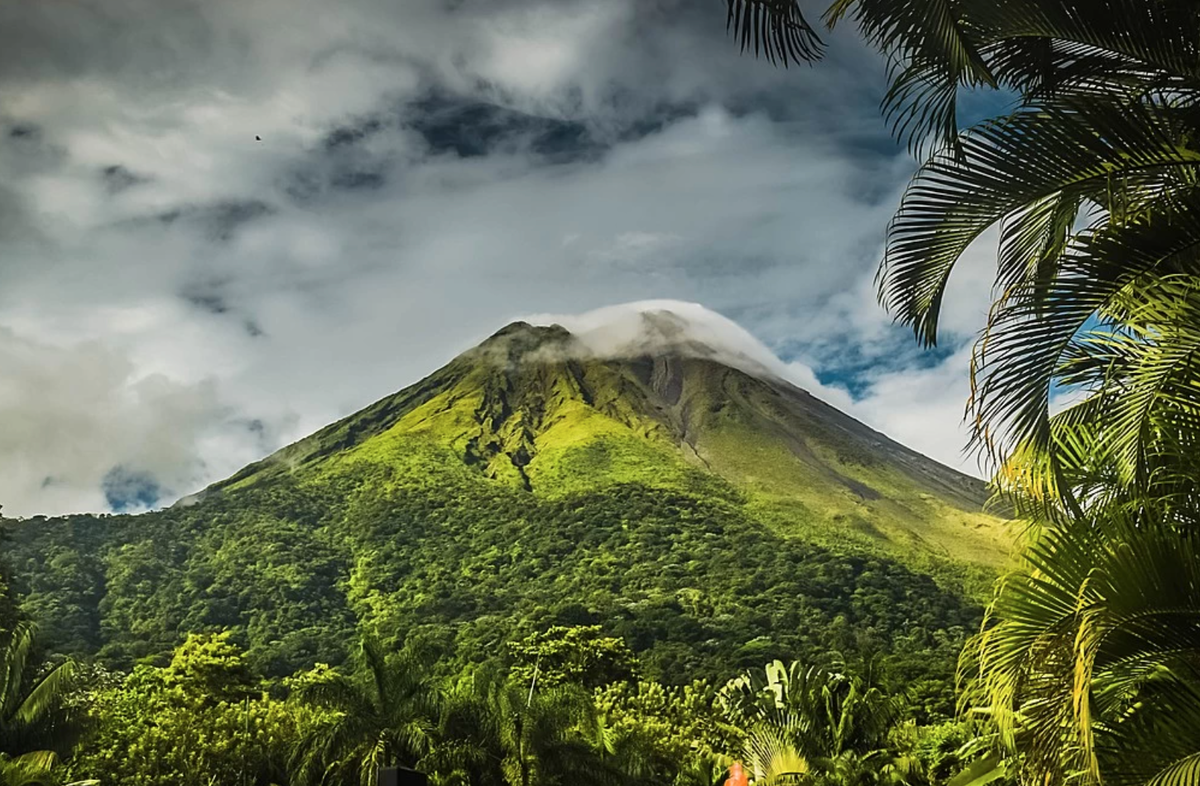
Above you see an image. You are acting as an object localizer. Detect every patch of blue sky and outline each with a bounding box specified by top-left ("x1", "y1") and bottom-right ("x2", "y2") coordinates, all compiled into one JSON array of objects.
[
  {"x1": 775, "y1": 325, "x2": 962, "y2": 398},
  {"x1": 102, "y1": 466, "x2": 161, "y2": 514}
]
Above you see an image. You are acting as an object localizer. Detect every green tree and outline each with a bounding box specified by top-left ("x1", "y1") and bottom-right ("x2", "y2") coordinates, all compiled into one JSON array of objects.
[
  {"x1": 292, "y1": 634, "x2": 439, "y2": 786},
  {"x1": 0, "y1": 623, "x2": 76, "y2": 762},
  {"x1": 67, "y1": 632, "x2": 301, "y2": 786},
  {"x1": 163, "y1": 630, "x2": 256, "y2": 700},
  {"x1": 593, "y1": 680, "x2": 738, "y2": 785},
  {"x1": 726, "y1": 1, "x2": 1200, "y2": 783},
  {"x1": 508, "y1": 626, "x2": 638, "y2": 691},
  {"x1": 429, "y1": 673, "x2": 617, "y2": 786}
]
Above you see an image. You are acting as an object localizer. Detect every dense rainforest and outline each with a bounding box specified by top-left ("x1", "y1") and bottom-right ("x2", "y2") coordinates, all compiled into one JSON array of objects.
[
  {"x1": 7, "y1": 0, "x2": 1200, "y2": 783},
  {"x1": 5, "y1": 476, "x2": 980, "y2": 701},
  {"x1": 0, "y1": 544, "x2": 987, "y2": 786},
  {"x1": 0, "y1": 328, "x2": 997, "y2": 785}
]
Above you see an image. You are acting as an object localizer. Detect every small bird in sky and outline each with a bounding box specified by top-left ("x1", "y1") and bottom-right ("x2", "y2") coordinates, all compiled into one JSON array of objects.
[{"x1": 255, "y1": 135, "x2": 262, "y2": 141}]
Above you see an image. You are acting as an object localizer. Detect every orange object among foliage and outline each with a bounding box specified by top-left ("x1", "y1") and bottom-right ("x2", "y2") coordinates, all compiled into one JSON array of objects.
[{"x1": 724, "y1": 762, "x2": 748, "y2": 786}]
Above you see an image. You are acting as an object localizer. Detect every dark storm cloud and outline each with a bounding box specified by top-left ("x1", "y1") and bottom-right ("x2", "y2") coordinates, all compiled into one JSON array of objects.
[
  {"x1": 3, "y1": 120, "x2": 66, "y2": 174},
  {"x1": 8, "y1": 122, "x2": 39, "y2": 139},
  {"x1": 180, "y1": 277, "x2": 232, "y2": 315},
  {"x1": 408, "y1": 92, "x2": 598, "y2": 161},
  {"x1": 323, "y1": 118, "x2": 387, "y2": 151}
]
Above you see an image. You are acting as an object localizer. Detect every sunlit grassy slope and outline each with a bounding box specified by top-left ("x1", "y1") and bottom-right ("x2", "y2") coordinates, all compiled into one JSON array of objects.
[{"x1": 213, "y1": 321, "x2": 1009, "y2": 571}]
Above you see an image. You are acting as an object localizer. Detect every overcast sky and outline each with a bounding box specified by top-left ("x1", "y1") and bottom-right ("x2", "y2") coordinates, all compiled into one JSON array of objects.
[{"x1": 0, "y1": 0, "x2": 1001, "y2": 517}]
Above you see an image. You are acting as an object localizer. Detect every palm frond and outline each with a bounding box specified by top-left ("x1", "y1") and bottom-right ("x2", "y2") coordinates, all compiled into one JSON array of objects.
[
  {"x1": 881, "y1": 98, "x2": 1200, "y2": 347},
  {"x1": 0, "y1": 622, "x2": 36, "y2": 722},
  {"x1": 827, "y1": 0, "x2": 998, "y2": 153},
  {"x1": 1147, "y1": 751, "x2": 1200, "y2": 786},
  {"x1": 744, "y1": 722, "x2": 810, "y2": 785},
  {"x1": 965, "y1": 512, "x2": 1200, "y2": 785},
  {"x1": 0, "y1": 751, "x2": 58, "y2": 786},
  {"x1": 725, "y1": 0, "x2": 825, "y2": 66},
  {"x1": 11, "y1": 661, "x2": 75, "y2": 731}
]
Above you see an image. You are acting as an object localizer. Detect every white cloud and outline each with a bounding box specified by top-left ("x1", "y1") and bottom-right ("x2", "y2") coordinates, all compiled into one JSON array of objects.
[
  {"x1": 525, "y1": 299, "x2": 788, "y2": 373},
  {"x1": 0, "y1": 0, "x2": 1008, "y2": 514},
  {"x1": 0, "y1": 327, "x2": 263, "y2": 516},
  {"x1": 850, "y1": 346, "x2": 983, "y2": 476},
  {"x1": 475, "y1": 3, "x2": 633, "y2": 99}
]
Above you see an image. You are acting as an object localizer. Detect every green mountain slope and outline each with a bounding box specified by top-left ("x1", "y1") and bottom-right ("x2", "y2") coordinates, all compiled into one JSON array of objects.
[
  {"x1": 3, "y1": 318, "x2": 1008, "y2": 707},
  {"x1": 208, "y1": 320, "x2": 1007, "y2": 566}
]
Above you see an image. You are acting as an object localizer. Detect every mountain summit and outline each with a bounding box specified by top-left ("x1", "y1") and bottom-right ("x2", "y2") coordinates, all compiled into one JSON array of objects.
[
  {"x1": 204, "y1": 313, "x2": 1006, "y2": 566},
  {"x1": 8, "y1": 310, "x2": 1006, "y2": 680}
]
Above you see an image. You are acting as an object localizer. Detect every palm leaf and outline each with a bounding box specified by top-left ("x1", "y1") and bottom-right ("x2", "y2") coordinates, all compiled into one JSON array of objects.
[
  {"x1": 881, "y1": 98, "x2": 1200, "y2": 347},
  {"x1": 725, "y1": 0, "x2": 825, "y2": 66},
  {"x1": 11, "y1": 661, "x2": 75, "y2": 730},
  {"x1": 966, "y1": 512, "x2": 1200, "y2": 785},
  {"x1": 946, "y1": 753, "x2": 1005, "y2": 786},
  {"x1": 744, "y1": 722, "x2": 810, "y2": 784},
  {"x1": 0, "y1": 751, "x2": 57, "y2": 786},
  {"x1": 0, "y1": 623, "x2": 36, "y2": 721}
]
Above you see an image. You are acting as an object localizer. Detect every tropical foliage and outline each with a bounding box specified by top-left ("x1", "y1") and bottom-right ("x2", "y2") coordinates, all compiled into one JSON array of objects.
[
  {"x1": 3, "y1": 481, "x2": 980, "y2": 719},
  {"x1": 1, "y1": 622, "x2": 77, "y2": 767},
  {"x1": 724, "y1": 0, "x2": 1200, "y2": 782},
  {"x1": 728, "y1": 0, "x2": 1200, "y2": 782},
  {"x1": 962, "y1": 511, "x2": 1200, "y2": 786},
  {"x1": 432, "y1": 675, "x2": 617, "y2": 786},
  {"x1": 292, "y1": 636, "x2": 438, "y2": 785},
  {"x1": 718, "y1": 659, "x2": 912, "y2": 785},
  {"x1": 59, "y1": 630, "x2": 983, "y2": 786},
  {"x1": 0, "y1": 556, "x2": 989, "y2": 786},
  {"x1": 67, "y1": 632, "x2": 300, "y2": 786}
]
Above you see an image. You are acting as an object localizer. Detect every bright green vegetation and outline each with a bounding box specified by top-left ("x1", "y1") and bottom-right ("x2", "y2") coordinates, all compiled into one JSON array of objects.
[
  {"x1": 763, "y1": 0, "x2": 1200, "y2": 781},
  {"x1": 5, "y1": 322, "x2": 1003, "y2": 696},
  {"x1": 2, "y1": 538, "x2": 989, "y2": 785},
  {"x1": 6, "y1": 474, "x2": 980, "y2": 705},
  {"x1": 2, "y1": 615, "x2": 992, "y2": 786},
  {"x1": 0, "y1": 322, "x2": 1010, "y2": 783}
]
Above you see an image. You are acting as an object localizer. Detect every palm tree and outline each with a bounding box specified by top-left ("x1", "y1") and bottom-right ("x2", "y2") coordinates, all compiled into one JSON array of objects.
[
  {"x1": 718, "y1": 660, "x2": 912, "y2": 785},
  {"x1": 741, "y1": 723, "x2": 810, "y2": 785},
  {"x1": 428, "y1": 673, "x2": 619, "y2": 786},
  {"x1": 962, "y1": 511, "x2": 1200, "y2": 786},
  {"x1": 292, "y1": 635, "x2": 439, "y2": 786},
  {"x1": 724, "y1": 4, "x2": 1200, "y2": 784},
  {"x1": 0, "y1": 752, "x2": 56, "y2": 786},
  {"x1": 728, "y1": 2, "x2": 1200, "y2": 519},
  {"x1": 0, "y1": 622, "x2": 77, "y2": 761}
]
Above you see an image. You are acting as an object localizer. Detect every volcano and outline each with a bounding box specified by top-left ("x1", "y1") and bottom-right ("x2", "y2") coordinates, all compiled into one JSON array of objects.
[{"x1": 6, "y1": 310, "x2": 1006, "y2": 682}]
